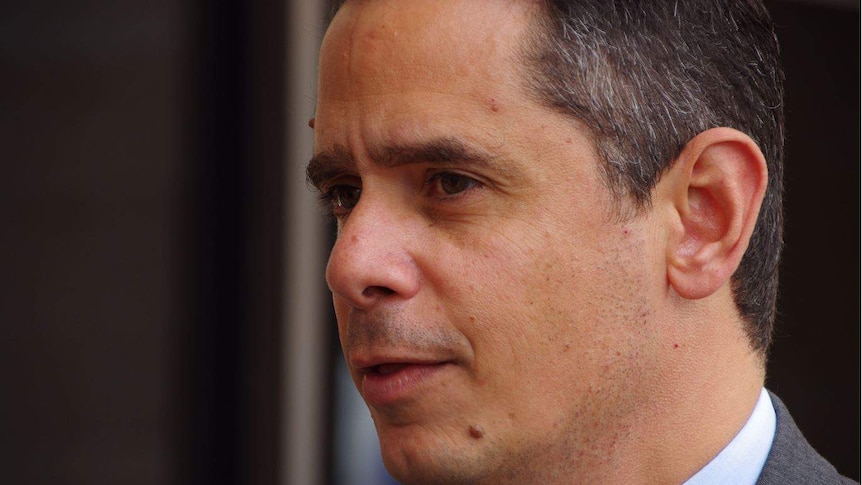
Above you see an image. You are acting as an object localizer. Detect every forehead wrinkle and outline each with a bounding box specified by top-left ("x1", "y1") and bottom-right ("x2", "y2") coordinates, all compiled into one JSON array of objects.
[{"x1": 329, "y1": 1, "x2": 534, "y2": 99}]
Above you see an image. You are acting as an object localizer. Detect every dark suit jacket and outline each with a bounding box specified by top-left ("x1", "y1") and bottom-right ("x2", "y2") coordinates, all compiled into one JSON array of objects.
[{"x1": 755, "y1": 392, "x2": 857, "y2": 485}]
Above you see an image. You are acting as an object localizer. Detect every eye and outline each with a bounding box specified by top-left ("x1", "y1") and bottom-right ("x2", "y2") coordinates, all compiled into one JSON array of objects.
[
  {"x1": 429, "y1": 172, "x2": 481, "y2": 196},
  {"x1": 321, "y1": 184, "x2": 361, "y2": 217}
]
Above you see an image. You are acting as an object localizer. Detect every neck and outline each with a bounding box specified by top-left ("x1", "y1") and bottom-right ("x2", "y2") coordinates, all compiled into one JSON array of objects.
[
  {"x1": 474, "y1": 289, "x2": 765, "y2": 485},
  {"x1": 580, "y1": 293, "x2": 765, "y2": 484},
  {"x1": 636, "y1": 294, "x2": 765, "y2": 484}
]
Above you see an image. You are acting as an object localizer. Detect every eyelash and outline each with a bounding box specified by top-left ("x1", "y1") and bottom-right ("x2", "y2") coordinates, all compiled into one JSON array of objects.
[
  {"x1": 318, "y1": 171, "x2": 483, "y2": 218},
  {"x1": 318, "y1": 185, "x2": 360, "y2": 219},
  {"x1": 426, "y1": 171, "x2": 483, "y2": 197}
]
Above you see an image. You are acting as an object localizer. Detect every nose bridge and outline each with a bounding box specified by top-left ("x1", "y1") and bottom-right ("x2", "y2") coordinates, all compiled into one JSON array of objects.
[{"x1": 325, "y1": 190, "x2": 420, "y2": 307}]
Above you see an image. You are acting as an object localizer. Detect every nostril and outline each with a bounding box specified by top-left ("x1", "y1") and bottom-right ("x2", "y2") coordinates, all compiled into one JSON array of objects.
[{"x1": 362, "y1": 286, "x2": 396, "y2": 298}]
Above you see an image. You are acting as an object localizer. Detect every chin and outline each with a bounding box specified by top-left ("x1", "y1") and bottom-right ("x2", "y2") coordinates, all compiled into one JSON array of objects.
[{"x1": 377, "y1": 426, "x2": 492, "y2": 485}]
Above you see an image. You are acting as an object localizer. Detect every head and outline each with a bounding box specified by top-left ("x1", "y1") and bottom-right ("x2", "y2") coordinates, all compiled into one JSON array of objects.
[
  {"x1": 309, "y1": 0, "x2": 783, "y2": 483},
  {"x1": 522, "y1": 0, "x2": 784, "y2": 353}
]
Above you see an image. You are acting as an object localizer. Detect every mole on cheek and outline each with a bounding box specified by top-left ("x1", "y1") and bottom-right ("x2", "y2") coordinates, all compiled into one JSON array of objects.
[{"x1": 468, "y1": 425, "x2": 485, "y2": 439}]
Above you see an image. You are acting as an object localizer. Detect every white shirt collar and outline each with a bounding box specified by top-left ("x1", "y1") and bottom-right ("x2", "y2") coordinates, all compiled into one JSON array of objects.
[{"x1": 683, "y1": 388, "x2": 776, "y2": 485}]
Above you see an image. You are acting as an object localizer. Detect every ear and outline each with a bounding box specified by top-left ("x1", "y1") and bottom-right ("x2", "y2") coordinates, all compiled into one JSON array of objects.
[{"x1": 661, "y1": 127, "x2": 768, "y2": 300}]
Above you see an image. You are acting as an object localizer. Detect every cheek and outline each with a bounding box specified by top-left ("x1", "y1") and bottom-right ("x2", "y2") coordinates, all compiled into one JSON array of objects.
[
  {"x1": 449, "y1": 223, "x2": 653, "y2": 372},
  {"x1": 435, "y1": 232, "x2": 578, "y2": 366}
]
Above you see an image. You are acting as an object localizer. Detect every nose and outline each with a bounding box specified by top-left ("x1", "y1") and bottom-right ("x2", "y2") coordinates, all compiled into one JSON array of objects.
[{"x1": 325, "y1": 196, "x2": 421, "y2": 309}]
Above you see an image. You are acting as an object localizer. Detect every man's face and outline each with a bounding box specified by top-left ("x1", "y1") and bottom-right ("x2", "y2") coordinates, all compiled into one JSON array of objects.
[{"x1": 312, "y1": 1, "x2": 668, "y2": 483}]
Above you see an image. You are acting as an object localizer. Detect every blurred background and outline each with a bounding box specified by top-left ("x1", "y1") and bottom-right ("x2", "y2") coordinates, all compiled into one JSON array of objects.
[{"x1": 1, "y1": 0, "x2": 858, "y2": 484}]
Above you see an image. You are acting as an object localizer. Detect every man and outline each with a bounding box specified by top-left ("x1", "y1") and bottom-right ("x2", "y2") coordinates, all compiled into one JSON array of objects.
[{"x1": 306, "y1": 0, "x2": 855, "y2": 483}]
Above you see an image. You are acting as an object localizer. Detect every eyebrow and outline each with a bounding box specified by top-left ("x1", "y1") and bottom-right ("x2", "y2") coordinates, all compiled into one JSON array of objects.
[{"x1": 306, "y1": 137, "x2": 501, "y2": 190}]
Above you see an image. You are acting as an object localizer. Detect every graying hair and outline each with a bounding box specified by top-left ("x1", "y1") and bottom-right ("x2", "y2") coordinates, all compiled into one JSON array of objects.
[{"x1": 522, "y1": 0, "x2": 784, "y2": 354}]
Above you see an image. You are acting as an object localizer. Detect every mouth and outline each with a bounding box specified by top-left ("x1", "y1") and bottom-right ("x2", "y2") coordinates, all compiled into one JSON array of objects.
[
  {"x1": 356, "y1": 360, "x2": 453, "y2": 407},
  {"x1": 367, "y1": 362, "x2": 412, "y2": 376}
]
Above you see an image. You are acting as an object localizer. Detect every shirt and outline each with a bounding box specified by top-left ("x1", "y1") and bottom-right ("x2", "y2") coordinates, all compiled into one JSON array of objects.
[{"x1": 683, "y1": 388, "x2": 777, "y2": 485}]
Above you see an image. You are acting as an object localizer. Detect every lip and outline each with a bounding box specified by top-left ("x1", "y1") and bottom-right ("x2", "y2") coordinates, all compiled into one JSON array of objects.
[{"x1": 356, "y1": 359, "x2": 454, "y2": 408}]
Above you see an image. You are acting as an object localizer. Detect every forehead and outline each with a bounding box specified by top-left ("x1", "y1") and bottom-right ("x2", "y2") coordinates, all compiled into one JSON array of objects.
[{"x1": 318, "y1": 0, "x2": 535, "y2": 103}]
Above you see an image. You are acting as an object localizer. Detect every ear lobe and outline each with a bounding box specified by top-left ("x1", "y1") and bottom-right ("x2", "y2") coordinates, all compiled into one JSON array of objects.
[{"x1": 665, "y1": 128, "x2": 768, "y2": 300}]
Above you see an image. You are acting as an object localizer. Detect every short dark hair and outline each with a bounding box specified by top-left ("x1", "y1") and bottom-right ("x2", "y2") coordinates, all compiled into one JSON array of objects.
[
  {"x1": 521, "y1": 0, "x2": 784, "y2": 354},
  {"x1": 323, "y1": 0, "x2": 785, "y2": 355}
]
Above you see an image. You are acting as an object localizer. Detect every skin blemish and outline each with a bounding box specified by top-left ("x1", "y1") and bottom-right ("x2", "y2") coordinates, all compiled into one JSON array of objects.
[
  {"x1": 673, "y1": 343, "x2": 680, "y2": 349},
  {"x1": 468, "y1": 425, "x2": 484, "y2": 439},
  {"x1": 623, "y1": 228, "x2": 630, "y2": 235},
  {"x1": 307, "y1": 117, "x2": 315, "y2": 129},
  {"x1": 489, "y1": 97, "x2": 499, "y2": 112}
]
